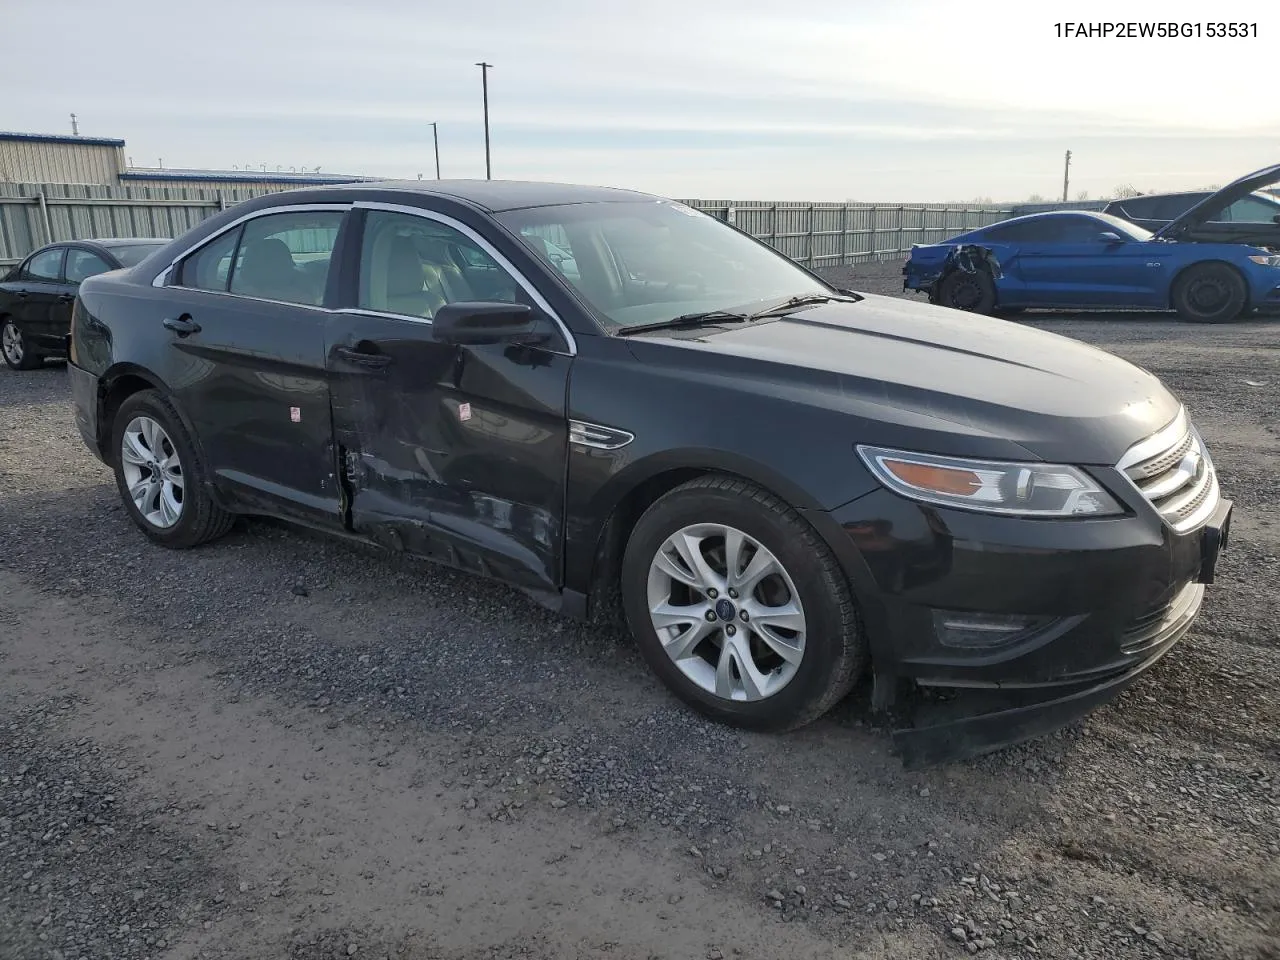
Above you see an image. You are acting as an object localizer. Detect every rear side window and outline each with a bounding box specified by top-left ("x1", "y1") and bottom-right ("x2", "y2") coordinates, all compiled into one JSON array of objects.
[
  {"x1": 65, "y1": 249, "x2": 113, "y2": 283},
  {"x1": 24, "y1": 247, "x2": 65, "y2": 281},
  {"x1": 982, "y1": 220, "x2": 1049, "y2": 242},
  {"x1": 229, "y1": 211, "x2": 343, "y2": 306}
]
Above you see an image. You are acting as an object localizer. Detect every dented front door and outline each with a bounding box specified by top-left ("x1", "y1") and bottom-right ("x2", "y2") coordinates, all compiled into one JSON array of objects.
[{"x1": 325, "y1": 310, "x2": 570, "y2": 595}]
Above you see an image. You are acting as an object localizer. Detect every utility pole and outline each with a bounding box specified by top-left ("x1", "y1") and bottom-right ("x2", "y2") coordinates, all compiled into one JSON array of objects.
[
  {"x1": 430, "y1": 122, "x2": 440, "y2": 179},
  {"x1": 476, "y1": 61, "x2": 493, "y2": 179},
  {"x1": 70, "y1": 113, "x2": 78, "y2": 136},
  {"x1": 1062, "y1": 149, "x2": 1072, "y2": 203}
]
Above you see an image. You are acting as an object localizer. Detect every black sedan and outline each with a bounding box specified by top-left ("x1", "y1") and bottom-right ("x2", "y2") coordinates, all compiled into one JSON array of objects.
[
  {"x1": 1, "y1": 238, "x2": 169, "y2": 370},
  {"x1": 65, "y1": 181, "x2": 1232, "y2": 765}
]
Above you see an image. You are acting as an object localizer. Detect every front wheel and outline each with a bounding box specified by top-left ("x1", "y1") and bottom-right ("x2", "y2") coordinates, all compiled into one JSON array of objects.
[
  {"x1": 110, "y1": 389, "x2": 236, "y2": 549},
  {"x1": 1171, "y1": 263, "x2": 1247, "y2": 323},
  {"x1": 1, "y1": 319, "x2": 41, "y2": 370},
  {"x1": 935, "y1": 269, "x2": 997, "y2": 315},
  {"x1": 620, "y1": 476, "x2": 867, "y2": 732}
]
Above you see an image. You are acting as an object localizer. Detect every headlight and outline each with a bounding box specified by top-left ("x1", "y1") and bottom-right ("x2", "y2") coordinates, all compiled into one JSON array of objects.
[
  {"x1": 856, "y1": 445, "x2": 1123, "y2": 517},
  {"x1": 1247, "y1": 255, "x2": 1280, "y2": 267}
]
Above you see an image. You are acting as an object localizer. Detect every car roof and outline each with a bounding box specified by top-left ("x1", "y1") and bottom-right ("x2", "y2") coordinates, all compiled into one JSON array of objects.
[
  {"x1": 92, "y1": 237, "x2": 172, "y2": 246},
  {"x1": 264, "y1": 179, "x2": 663, "y2": 212}
]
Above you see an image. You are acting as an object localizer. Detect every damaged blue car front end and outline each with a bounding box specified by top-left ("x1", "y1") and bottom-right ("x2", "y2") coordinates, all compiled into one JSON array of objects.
[{"x1": 903, "y1": 243, "x2": 1002, "y2": 299}]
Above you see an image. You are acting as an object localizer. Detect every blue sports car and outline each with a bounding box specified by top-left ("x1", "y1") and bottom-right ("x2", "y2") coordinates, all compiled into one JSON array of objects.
[{"x1": 903, "y1": 162, "x2": 1280, "y2": 323}]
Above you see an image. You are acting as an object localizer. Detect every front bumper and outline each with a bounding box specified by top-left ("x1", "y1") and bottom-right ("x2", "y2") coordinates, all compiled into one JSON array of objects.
[{"x1": 817, "y1": 486, "x2": 1233, "y2": 766}]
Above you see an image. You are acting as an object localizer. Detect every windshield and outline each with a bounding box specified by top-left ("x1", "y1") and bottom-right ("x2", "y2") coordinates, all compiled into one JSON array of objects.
[
  {"x1": 495, "y1": 200, "x2": 834, "y2": 329},
  {"x1": 1094, "y1": 212, "x2": 1154, "y2": 240},
  {"x1": 103, "y1": 242, "x2": 167, "y2": 267}
]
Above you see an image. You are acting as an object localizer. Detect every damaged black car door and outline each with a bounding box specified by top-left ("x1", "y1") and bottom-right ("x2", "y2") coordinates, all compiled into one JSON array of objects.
[{"x1": 325, "y1": 204, "x2": 572, "y2": 597}]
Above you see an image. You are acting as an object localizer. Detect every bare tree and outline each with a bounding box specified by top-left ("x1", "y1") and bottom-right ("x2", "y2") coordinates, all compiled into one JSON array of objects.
[
  {"x1": 1027, "y1": 193, "x2": 1046, "y2": 203},
  {"x1": 1076, "y1": 190, "x2": 1090, "y2": 201},
  {"x1": 1112, "y1": 184, "x2": 1144, "y2": 199}
]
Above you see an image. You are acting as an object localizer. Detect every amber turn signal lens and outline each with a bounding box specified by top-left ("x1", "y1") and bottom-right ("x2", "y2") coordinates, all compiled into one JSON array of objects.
[{"x1": 881, "y1": 459, "x2": 983, "y2": 496}]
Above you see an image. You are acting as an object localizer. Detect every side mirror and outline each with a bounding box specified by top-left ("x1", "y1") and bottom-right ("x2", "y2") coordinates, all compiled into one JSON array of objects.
[
  {"x1": 432, "y1": 301, "x2": 541, "y2": 346},
  {"x1": 1271, "y1": 214, "x2": 1280, "y2": 224},
  {"x1": 1097, "y1": 231, "x2": 1124, "y2": 244}
]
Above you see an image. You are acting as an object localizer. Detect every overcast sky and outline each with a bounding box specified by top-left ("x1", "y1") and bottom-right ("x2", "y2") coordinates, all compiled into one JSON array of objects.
[{"x1": 4, "y1": 0, "x2": 1275, "y2": 201}]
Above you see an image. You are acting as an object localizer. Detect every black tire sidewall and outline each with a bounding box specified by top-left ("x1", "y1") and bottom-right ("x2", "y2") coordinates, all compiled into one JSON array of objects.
[
  {"x1": 938, "y1": 269, "x2": 997, "y2": 314},
  {"x1": 1173, "y1": 264, "x2": 1246, "y2": 323},
  {"x1": 110, "y1": 390, "x2": 211, "y2": 547},
  {"x1": 620, "y1": 484, "x2": 858, "y2": 730}
]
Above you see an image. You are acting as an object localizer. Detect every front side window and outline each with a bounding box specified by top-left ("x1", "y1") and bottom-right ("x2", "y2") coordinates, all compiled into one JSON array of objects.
[
  {"x1": 357, "y1": 210, "x2": 523, "y2": 319},
  {"x1": 229, "y1": 210, "x2": 343, "y2": 306},
  {"x1": 24, "y1": 247, "x2": 64, "y2": 282},
  {"x1": 65, "y1": 249, "x2": 113, "y2": 283},
  {"x1": 1221, "y1": 194, "x2": 1280, "y2": 223},
  {"x1": 496, "y1": 200, "x2": 831, "y2": 329}
]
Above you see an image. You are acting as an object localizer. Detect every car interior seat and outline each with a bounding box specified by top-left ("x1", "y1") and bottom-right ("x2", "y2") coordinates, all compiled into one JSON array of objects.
[{"x1": 235, "y1": 237, "x2": 312, "y2": 303}]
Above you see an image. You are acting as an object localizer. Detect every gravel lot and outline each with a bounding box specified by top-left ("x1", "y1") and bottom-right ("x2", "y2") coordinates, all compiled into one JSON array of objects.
[{"x1": 2, "y1": 260, "x2": 1277, "y2": 960}]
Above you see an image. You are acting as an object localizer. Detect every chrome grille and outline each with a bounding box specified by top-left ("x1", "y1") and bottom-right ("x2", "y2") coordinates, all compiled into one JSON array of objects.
[{"x1": 1116, "y1": 408, "x2": 1220, "y2": 533}]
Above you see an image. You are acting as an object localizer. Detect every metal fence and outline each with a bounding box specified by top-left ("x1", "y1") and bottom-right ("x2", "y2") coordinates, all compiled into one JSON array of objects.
[
  {"x1": 1, "y1": 181, "x2": 1020, "y2": 269},
  {"x1": 683, "y1": 200, "x2": 1013, "y2": 266}
]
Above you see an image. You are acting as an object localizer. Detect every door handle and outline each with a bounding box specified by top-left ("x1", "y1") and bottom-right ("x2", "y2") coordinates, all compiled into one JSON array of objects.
[
  {"x1": 335, "y1": 346, "x2": 391, "y2": 368},
  {"x1": 57, "y1": 294, "x2": 75, "y2": 302},
  {"x1": 163, "y1": 314, "x2": 201, "y2": 337},
  {"x1": 15, "y1": 291, "x2": 28, "y2": 299}
]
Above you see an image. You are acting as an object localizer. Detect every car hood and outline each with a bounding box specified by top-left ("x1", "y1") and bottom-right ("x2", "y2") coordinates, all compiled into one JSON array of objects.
[
  {"x1": 626, "y1": 293, "x2": 1183, "y2": 465},
  {"x1": 1153, "y1": 161, "x2": 1280, "y2": 239}
]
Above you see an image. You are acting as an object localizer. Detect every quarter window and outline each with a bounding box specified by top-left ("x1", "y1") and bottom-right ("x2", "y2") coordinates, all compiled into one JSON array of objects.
[
  {"x1": 357, "y1": 211, "x2": 523, "y2": 319},
  {"x1": 25, "y1": 248, "x2": 64, "y2": 281},
  {"x1": 179, "y1": 226, "x2": 242, "y2": 292},
  {"x1": 65, "y1": 249, "x2": 113, "y2": 283},
  {"x1": 229, "y1": 210, "x2": 343, "y2": 306}
]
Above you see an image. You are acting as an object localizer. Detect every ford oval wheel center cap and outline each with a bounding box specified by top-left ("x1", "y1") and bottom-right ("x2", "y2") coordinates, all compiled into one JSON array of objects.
[{"x1": 714, "y1": 597, "x2": 736, "y2": 621}]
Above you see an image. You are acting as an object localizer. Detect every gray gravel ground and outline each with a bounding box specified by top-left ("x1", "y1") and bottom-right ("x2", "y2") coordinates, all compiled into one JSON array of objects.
[{"x1": 1, "y1": 260, "x2": 1277, "y2": 960}]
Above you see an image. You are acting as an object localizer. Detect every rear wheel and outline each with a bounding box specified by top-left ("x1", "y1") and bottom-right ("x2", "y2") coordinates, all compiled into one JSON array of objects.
[
  {"x1": 1171, "y1": 263, "x2": 1247, "y2": 323},
  {"x1": 110, "y1": 389, "x2": 235, "y2": 548},
  {"x1": 620, "y1": 476, "x2": 867, "y2": 732},
  {"x1": 935, "y1": 269, "x2": 997, "y2": 315},
  {"x1": 1, "y1": 319, "x2": 41, "y2": 370}
]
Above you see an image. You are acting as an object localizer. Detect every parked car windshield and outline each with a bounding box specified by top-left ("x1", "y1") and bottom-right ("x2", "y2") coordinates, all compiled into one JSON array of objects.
[
  {"x1": 495, "y1": 200, "x2": 834, "y2": 328},
  {"x1": 103, "y1": 242, "x2": 167, "y2": 268}
]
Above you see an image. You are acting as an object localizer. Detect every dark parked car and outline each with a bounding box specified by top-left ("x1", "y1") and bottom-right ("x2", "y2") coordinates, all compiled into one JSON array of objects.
[
  {"x1": 1102, "y1": 183, "x2": 1280, "y2": 249},
  {"x1": 66, "y1": 181, "x2": 1232, "y2": 765},
  {"x1": 1, "y1": 238, "x2": 169, "y2": 370}
]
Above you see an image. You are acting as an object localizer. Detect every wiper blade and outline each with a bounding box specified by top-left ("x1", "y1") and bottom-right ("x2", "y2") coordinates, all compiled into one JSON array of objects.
[
  {"x1": 747, "y1": 293, "x2": 859, "y2": 319},
  {"x1": 614, "y1": 310, "x2": 750, "y2": 336}
]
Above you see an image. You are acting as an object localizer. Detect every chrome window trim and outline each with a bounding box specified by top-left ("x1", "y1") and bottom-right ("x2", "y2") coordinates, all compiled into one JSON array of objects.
[
  {"x1": 568, "y1": 420, "x2": 635, "y2": 450},
  {"x1": 149, "y1": 202, "x2": 353, "y2": 289},
  {"x1": 351, "y1": 200, "x2": 578, "y2": 357}
]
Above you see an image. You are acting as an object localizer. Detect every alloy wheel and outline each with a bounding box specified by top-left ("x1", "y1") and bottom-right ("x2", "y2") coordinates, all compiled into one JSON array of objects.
[
  {"x1": 120, "y1": 416, "x2": 185, "y2": 528},
  {"x1": 646, "y1": 522, "x2": 807, "y2": 702},
  {"x1": 1, "y1": 321, "x2": 24, "y2": 366}
]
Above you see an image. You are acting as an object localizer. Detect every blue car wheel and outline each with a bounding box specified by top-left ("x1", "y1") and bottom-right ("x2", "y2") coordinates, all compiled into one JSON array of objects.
[
  {"x1": 936, "y1": 269, "x2": 997, "y2": 315},
  {"x1": 1171, "y1": 263, "x2": 1247, "y2": 324}
]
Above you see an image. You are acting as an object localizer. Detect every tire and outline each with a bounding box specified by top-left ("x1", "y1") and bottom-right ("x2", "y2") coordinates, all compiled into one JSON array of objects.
[
  {"x1": 1171, "y1": 263, "x2": 1247, "y2": 323},
  {"x1": 1, "y1": 318, "x2": 42, "y2": 370},
  {"x1": 935, "y1": 269, "x2": 997, "y2": 315},
  {"x1": 620, "y1": 475, "x2": 867, "y2": 732},
  {"x1": 110, "y1": 389, "x2": 236, "y2": 549}
]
